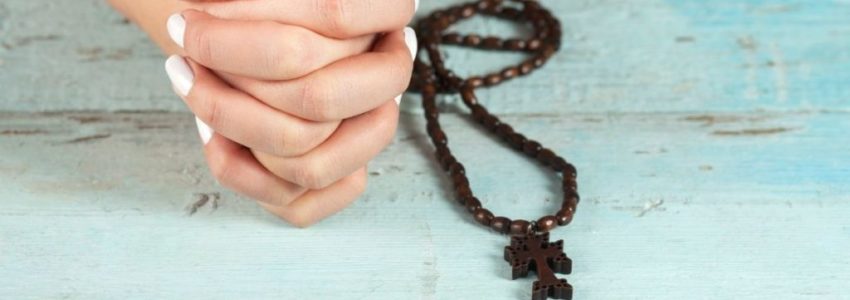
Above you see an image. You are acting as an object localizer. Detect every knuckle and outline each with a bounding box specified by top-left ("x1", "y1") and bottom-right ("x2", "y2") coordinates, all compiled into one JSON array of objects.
[
  {"x1": 320, "y1": 0, "x2": 355, "y2": 37},
  {"x1": 208, "y1": 151, "x2": 236, "y2": 184},
  {"x1": 293, "y1": 159, "x2": 330, "y2": 189},
  {"x1": 297, "y1": 78, "x2": 336, "y2": 121},
  {"x1": 201, "y1": 91, "x2": 223, "y2": 130},
  {"x1": 188, "y1": 24, "x2": 216, "y2": 65}
]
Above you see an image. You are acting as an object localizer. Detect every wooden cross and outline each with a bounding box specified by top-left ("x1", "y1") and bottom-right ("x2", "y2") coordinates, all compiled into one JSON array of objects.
[{"x1": 504, "y1": 232, "x2": 573, "y2": 300}]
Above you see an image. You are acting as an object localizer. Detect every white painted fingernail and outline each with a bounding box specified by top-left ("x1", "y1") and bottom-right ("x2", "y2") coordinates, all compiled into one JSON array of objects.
[
  {"x1": 195, "y1": 117, "x2": 213, "y2": 145},
  {"x1": 165, "y1": 55, "x2": 194, "y2": 97},
  {"x1": 167, "y1": 13, "x2": 186, "y2": 48},
  {"x1": 414, "y1": 0, "x2": 420, "y2": 13},
  {"x1": 403, "y1": 27, "x2": 418, "y2": 61}
]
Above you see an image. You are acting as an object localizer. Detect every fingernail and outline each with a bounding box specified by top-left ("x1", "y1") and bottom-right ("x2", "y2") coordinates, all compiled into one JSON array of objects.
[
  {"x1": 403, "y1": 27, "x2": 418, "y2": 61},
  {"x1": 165, "y1": 55, "x2": 194, "y2": 97},
  {"x1": 414, "y1": 0, "x2": 420, "y2": 13},
  {"x1": 195, "y1": 117, "x2": 214, "y2": 145},
  {"x1": 167, "y1": 13, "x2": 186, "y2": 48}
]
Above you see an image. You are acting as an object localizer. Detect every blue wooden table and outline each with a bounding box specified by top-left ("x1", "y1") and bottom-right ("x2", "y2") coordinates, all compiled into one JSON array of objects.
[{"x1": 1, "y1": 0, "x2": 849, "y2": 299}]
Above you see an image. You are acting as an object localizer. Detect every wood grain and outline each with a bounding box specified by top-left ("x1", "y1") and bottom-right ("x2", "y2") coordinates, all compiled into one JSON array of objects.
[{"x1": 1, "y1": 0, "x2": 849, "y2": 299}]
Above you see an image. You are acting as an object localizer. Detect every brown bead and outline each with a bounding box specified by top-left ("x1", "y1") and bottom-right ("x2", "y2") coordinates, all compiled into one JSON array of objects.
[
  {"x1": 456, "y1": 184, "x2": 473, "y2": 199},
  {"x1": 509, "y1": 220, "x2": 532, "y2": 236},
  {"x1": 463, "y1": 34, "x2": 482, "y2": 46},
  {"x1": 490, "y1": 217, "x2": 512, "y2": 234},
  {"x1": 452, "y1": 172, "x2": 469, "y2": 188},
  {"x1": 519, "y1": 62, "x2": 535, "y2": 75},
  {"x1": 505, "y1": 39, "x2": 527, "y2": 50},
  {"x1": 522, "y1": 140, "x2": 543, "y2": 156},
  {"x1": 537, "y1": 148, "x2": 556, "y2": 166},
  {"x1": 449, "y1": 162, "x2": 465, "y2": 175},
  {"x1": 536, "y1": 216, "x2": 558, "y2": 232},
  {"x1": 484, "y1": 74, "x2": 502, "y2": 86},
  {"x1": 507, "y1": 133, "x2": 527, "y2": 150},
  {"x1": 460, "y1": 87, "x2": 478, "y2": 105},
  {"x1": 473, "y1": 208, "x2": 494, "y2": 226},
  {"x1": 563, "y1": 194, "x2": 579, "y2": 210},
  {"x1": 482, "y1": 37, "x2": 502, "y2": 49},
  {"x1": 527, "y1": 39, "x2": 542, "y2": 50},
  {"x1": 461, "y1": 5, "x2": 476, "y2": 18},
  {"x1": 429, "y1": 128, "x2": 447, "y2": 145},
  {"x1": 483, "y1": 115, "x2": 501, "y2": 130},
  {"x1": 466, "y1": 77, "x2": 484, "y2": 88},
  {"x1": 556, "y1": 208, "x2": 575, "y2": 226},
  {"x1": 465, "y1": 196, "x2": 482, "y2": 213},
  {"x1": 496, "y1": 124, "x2": 514, "y2": 138},
  {"x1": 440, "y1": 154, "x2": 457, "y2": 171},
  {"x1": 500, "y1": 67, "x2": 519, "y2": 79},
  {"x1": 442, "y1": 33, "x2": 462, "y2": 44}
]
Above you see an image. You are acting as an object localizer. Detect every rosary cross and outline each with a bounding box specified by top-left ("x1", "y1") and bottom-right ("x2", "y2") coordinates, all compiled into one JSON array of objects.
[{"x1": 504, "y1": 233, "x2": 573, "y2": 300}]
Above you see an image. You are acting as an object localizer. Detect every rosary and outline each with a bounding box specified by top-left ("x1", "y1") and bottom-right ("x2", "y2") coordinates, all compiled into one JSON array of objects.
[{"x1": 410, "y1": 0, "x2": 578, "y2": 299}]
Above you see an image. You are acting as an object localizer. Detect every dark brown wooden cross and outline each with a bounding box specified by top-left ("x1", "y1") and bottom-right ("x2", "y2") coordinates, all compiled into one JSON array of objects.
[{"x1": 504, "y1": 232, "x2": 573, "y2": 300}]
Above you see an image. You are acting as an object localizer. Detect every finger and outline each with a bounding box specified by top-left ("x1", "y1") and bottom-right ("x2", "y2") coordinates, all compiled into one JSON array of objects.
[
  {"x1": 194, "y1": 0, "x2": 418, "y2": 39},
  {"x1": 165, "y1": 55, "x2": 340, "y2": 157},
  {"x1": 200, "y1": 129, "x2": 308, "y2": 206},
  {"x1": 168, "y1": 10, "x2": 375, "y2": 80},
  {"x1": 258, "y1": 168, "x2": 368, "y2": 228},
  {"x1": 253, "y1": 100, "x2": 398, "y2": 190},
  {"x1": 221, "y1": 28, "x2": 417, "y2": 122}
]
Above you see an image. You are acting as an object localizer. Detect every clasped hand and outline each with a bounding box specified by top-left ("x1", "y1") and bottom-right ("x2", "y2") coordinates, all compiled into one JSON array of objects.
[{"x1": 163, "y1": 0, "x2": 419, "y2": 227}]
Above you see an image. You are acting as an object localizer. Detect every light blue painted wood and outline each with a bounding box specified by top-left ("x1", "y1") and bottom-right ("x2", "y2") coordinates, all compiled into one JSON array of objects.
[
  {"x1": 1, "y1": 0, "x2": 849, "y2": 113},
  {"x1": 1, "y1": 0, "x2": 849, "y2": 299}
]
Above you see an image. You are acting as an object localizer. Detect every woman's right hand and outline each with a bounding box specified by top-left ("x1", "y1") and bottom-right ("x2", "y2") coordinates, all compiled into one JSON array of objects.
[{"x1": 164, "y1": 0, "x2": 418, "y2": 227}]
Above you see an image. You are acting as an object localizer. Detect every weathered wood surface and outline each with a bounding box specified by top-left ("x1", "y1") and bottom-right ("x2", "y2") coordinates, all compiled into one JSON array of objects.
[{"x1": 1, "y1": 0, "x2": 849, "y2": 300}]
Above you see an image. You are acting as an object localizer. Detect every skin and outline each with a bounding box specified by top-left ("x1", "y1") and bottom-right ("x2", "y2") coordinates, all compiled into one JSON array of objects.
[{"x1": 107, "y1": 0, "x2": 416, "y2": 227}]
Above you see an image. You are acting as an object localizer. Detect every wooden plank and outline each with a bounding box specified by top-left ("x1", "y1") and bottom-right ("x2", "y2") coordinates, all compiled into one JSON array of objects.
[
  {"x1": 1, "y1": 0, "x2": 849, "y2": 113},
  {"x1": 1, "y1": 111, "x2": 847, "y2": 299}
]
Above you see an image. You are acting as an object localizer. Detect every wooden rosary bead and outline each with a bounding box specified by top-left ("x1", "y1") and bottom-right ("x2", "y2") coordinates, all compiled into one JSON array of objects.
[
  {"x1": 443, "y1": 33, "x2": 463, "y2": 44},
  {"x1": 505, "y1": 39, "x2": 527, "y2": 50},
  {"x1": 490, "y1": 217, "x2": 512, "y2": 234},
  {"x1": 519, "y1": 61, "x2": 535, "y2": 75},
  {"x1": 474, "y1": 208, "x2": 495, "y2": 226},
  {"x1": 509, "y1": 220, "x2": 532, "y2": 236},
  {"x1": 464, "y1": 34, "x2": 482, "y2": 46},
  {"x1": 452, "y1": 173, "x2": 469, "y2": 191},
  {"x1": 523, "y1": 140, "x2": 543, "y2": 156},
  {"x1": 484, "y1": 74, "x2": 503, "y2": 86},
  {"x1": 536, "y1": 216, "x2": 558, "y2": 232},
  {"x1": 466, "y1": 77, "x2": 485, "y2": 88},
  {"x1": 465, "y1": 196, "x2": 482, "y2": 213},
  {"x1": 563, "y1": 190, "x2": 579, "y2": 208},
  {"x1": 440, "y1": 154, "x2": 457, "y2": 171},
  {"x1": 482, "y1": 114, "x2": 501, "y2": 130},
  {"x1": 537, "y1": 148, "x2": 557, "y2": 166},
  {"x1": 429, "y1": 128, "x2": 448, "y2": 145},
  {"x1": 457, "y1": 184, "x2": 473, "y2": 199},
  {"x1": 500, "y1": 67, "x2": 519, "y2": 79},
  {"x1": 449, "y1": 162, "x2": 466, "y2": 175},
  {"x1": 556, "y1": 208, "x2": 575, "y2": 226},
  {"x1": 460, "y1": 87, "x2": 479, "y2": 105},
  {"x1": 496, "y1": 124, "x2": 514, "y2": 139},
  {"x1": 527, "y1": 39, "x2": 542, "y2": 51},
  {"x1": 482, "y1": 37, "x2": 502, "y2": 49},
  {"x1": 507, "y1": 133, "x2": 527, "y2": 150}
]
